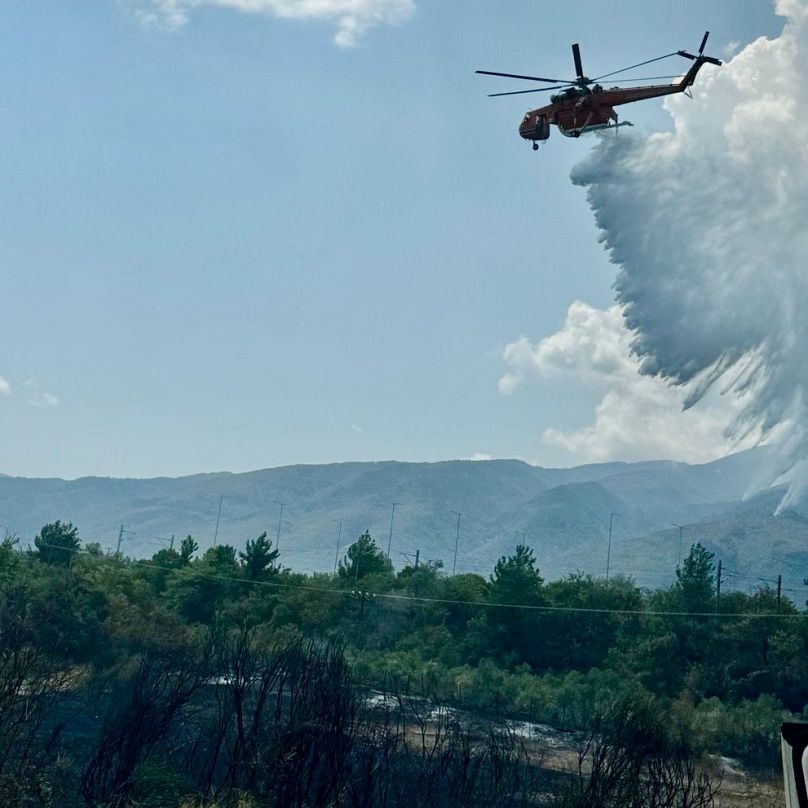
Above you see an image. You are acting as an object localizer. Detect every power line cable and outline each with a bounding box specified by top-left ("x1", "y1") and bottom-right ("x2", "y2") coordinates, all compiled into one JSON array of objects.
[{"x1": 27, "y1": 541, "x2": 808, "y2": 622}]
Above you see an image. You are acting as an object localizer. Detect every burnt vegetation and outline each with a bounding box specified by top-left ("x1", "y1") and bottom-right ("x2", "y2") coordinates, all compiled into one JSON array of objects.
[{"x1": 0, "y1": 520, "x2": 799, "y2": 805}]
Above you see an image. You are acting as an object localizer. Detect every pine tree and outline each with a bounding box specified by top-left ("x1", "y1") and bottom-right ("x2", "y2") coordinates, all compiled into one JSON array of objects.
[
  {"x1": 34, "y1": 520, "x2": 80, "y2": 566},
  {"x1": 675, "y1": 543, "x2": 715, "y2": 613},
  {"x1": 338, "y1": 531, "x2": 392, "y2": 582},
  {"x1": 239, "y1": 532, "x2": 279, "y2": 580}
]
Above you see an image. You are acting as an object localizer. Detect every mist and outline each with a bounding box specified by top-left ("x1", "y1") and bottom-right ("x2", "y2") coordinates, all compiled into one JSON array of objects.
[{"x1": 570, "y1": 0, "x2": 808, "y2": 505}]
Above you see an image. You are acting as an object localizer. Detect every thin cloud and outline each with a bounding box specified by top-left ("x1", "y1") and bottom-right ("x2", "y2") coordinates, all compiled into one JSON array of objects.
[
  {"x1": 0, "y1": 377, "x2": 9, "y2": 396},
  {"x1": 30, "y1": 392, "x2": 60, "y2": 409},
  {"x1": 124, "y1": 0, "x2": 415, "y2": 46},
  {"x1": 23, "y1": 380, "x2": 59, "y2": 409}
]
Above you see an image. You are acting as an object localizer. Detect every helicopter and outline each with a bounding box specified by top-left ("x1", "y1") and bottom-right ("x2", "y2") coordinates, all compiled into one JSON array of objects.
[{"x1": 477, "y1": 32, "x2": 722, "y2": 149}]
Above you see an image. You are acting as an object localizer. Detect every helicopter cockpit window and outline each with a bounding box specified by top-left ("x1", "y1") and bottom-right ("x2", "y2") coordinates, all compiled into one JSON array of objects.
[{"x1": 523, "y1": 114, "x2": 530, "y2": 123}]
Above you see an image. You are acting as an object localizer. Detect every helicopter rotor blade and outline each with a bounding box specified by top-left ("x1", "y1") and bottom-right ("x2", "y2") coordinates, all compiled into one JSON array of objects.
[
  {"x1": 476, "y1": 70, "x2": 572, "y2": 83},
  {"x1": 488, "y1": 84, "x2": 572, "y2": 97},
  {"x1": 572, "y1": 43, "x2": 584, "y2": 80},
  {"x1": 608, "y1": 75, "x2": 682, "y2": 83},
  {"x1": 699, "y1": 30, "x2": 710, "y2": 55},
  {"x1": 592, "y1": 52, "x2": 679, "y2": 81}
]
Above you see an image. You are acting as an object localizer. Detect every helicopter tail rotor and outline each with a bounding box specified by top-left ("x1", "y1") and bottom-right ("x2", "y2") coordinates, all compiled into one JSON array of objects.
[{"x1": 678, "y1": 31, "x2": 722, "y2": 66}]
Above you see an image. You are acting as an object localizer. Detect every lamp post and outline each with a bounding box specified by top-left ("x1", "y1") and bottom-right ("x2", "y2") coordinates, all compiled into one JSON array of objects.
[
  {"x1": 672, "y1": 522, "x2": 685, "y2": 568},
  {"x1": 213, "y1": 495, "x2": 224, "y2": 547},
  {"x1": 387, "y1": 502, "x2": 400, "y2": 558},
  {"x1": 606, "y1": 512, "x2": 619, "y2": 581},
  {"x1": 333, "y1": 520, "x2": 342, "y2": 575},
  {"x1": 275, "y1": 501, "x2": 286, "y2": 551},
  {"x1": 451, "y1": 511, "x2": 462, "y2": 575}
]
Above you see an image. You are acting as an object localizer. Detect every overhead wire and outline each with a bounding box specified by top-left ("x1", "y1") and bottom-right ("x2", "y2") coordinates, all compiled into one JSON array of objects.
[{"x1": 26, "y1": 541, "x2": 808, "y2": 622}]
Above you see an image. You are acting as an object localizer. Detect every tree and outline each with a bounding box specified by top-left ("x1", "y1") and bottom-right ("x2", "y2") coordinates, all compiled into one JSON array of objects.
[
  {"x1": 489, "y1": 544, "x2": 543, "y2": 606},
  {"x1": 203, "y1": 544, "x2": 238, "y2": 572},
  {"x1": 151, "y1": 547, "x2": 180, "y2": 568},
  {"x1": 338, "y1": 531, "x2": 392, "y2": 582},
  {"x1": 179, "y1": 535, "x2": 197, "y2": 566},
  {"x1": 34, "y1": 520, "x2": 80, "y2": 566},
  {"x1": 239, "y1": 532, "x2": 279, "y2": 580},
  {"x1": 397, "y1": 558, "x2": 443, "y2": 597},
  {"x1": 0, "y1": 535, "x2": 19, "y2": 587},
  {"x1": 486, "y1": 545, "x2": 545, "y2": 668},
  {"x1": 167, "y1": 545, "x2": 240, "y2": 624},
  {"x1": 675, "y1": 543, "x2": 715, "y2": 613}
]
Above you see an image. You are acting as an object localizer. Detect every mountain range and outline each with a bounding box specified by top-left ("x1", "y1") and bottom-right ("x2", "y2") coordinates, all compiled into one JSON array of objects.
[{"x1": 2, "y1": 448, "x2": 806, "y2": 596}]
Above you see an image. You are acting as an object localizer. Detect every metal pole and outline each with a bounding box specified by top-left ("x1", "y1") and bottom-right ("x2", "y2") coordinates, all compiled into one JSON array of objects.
[
  {"x1": 606, "y1": 512, "x2": 618, "y2": 581},
  {"x1": 333, "y1": 520, "x2": 342, "y2": 575},
  {"x1": 116, "y1": 524, "x2": 124, "y2": 557},
  {"x1": 213, "y1": 495, "x2": 224, "y2": 547},
  {"x1": 451, "y1": 511, "x2": 462, "y2": 576},
  {"x1": 716, "y1": 560, "x2": 722, "y2": 614},
  {"x1": 672, "y1": 523, "x2": 684, "y2": 567},
  {"x1": 275, "y1": 502, "x2": 285, "y2": 551},
  {"x1": 387, "y1": 503, "x2": 399, "y2": 558}
]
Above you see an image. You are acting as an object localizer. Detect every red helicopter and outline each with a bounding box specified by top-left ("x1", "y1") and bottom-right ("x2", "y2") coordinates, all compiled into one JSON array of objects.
[{"x1": 477, "y1": 32, "x2": 722, "y2": 149}]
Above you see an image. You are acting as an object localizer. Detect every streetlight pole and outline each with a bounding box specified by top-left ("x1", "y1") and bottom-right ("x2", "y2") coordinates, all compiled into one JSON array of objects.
[
  {"x1": 333, "y1": 520, "x2": 342, "y2": 575},
  {"x1": 275, "y1": 502, "x2": 286, "y2": 551},
  {"x1": 451, "y1": 511, "x2": 462, "y2": 576},
  {"x1": 387, "y1": 502, "x2": 400, "y2": 559},
  {"x1": 672, "y1": 523, "x2": 684, "y2": 568},
  {"x1": 606, "y1": 512, "x2": 619, "y2": 581},
  {"x1": 213, "y1": 495, "x2": 224, "y2": 547}
]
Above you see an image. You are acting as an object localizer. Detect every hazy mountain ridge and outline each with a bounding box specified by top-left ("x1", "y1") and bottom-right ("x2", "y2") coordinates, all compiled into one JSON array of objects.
[{"x1": 2, "y1": 448, "x2": 805, "y2": 590}]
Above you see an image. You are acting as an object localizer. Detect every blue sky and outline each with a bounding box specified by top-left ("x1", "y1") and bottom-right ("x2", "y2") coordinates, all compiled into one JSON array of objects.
[{"x1": 0, "y1": 0, "x2": 782, "y2": 478}]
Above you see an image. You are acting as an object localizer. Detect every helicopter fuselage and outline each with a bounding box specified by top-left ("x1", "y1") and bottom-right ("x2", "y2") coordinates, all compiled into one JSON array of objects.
[{"x1": 519, "y1": 57, "x2": 711, "y2": 144}]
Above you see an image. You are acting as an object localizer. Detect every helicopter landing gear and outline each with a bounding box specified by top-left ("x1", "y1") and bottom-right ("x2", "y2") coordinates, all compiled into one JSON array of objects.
[{"x1": 532, "y1": 142, "x2": 539, "y2": 151}]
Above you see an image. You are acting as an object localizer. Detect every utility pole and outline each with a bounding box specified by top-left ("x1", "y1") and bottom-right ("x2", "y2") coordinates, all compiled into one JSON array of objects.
[
  {"x1": 387, "y1": 502, "x2": 400, "y2": 559},
  {"x1": 213, "y1": 495, "x2": 224, "y2": 547},
  {"x1": 356, "y1": 589, "x2": 374, "y2": 619},
  {"x1": 333, "y1": 520, "x2": 342, "y2": 575},
  {"x1": 606, "y1": 512, "x2": 619, "y2": 581},
  {"x1": 716, "y1": 560, "x2": 722, "y2": 614},
  {"x1": 451, "y1": 511, "x2": 462, "y2": 576},
  {"x1": 154, "y1": 534, "x2": 175, "y2": 552},
  {"x1": 514, "y1": 530, "x2": 526, "y2": 543},
  {"x1": 116, "y1": 525, "x2": 134, "y2": 557},
  {"x1": 672, "y1": 523, "x2": 684, "y2": 568},
  {"x1": 275, "y1": 502, "x2": 286, "y2": 551},
  {"x1": 777, "y1": 574, "x2": 782, "y2": 612},
  {"x1": 414, "y1": 549, "x2": 420, "y2": 568}
]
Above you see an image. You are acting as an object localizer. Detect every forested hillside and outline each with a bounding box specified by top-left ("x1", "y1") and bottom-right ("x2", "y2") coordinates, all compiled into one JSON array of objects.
[{"x1": 3, "y1": 448, "x2": 807, "y2": 590}]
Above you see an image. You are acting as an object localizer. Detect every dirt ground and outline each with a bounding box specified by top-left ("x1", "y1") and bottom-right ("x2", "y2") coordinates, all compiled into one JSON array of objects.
[
  {"x1": 540, "y1": 747, "x2": 784, "y2": 807},
  {"x1": 371, "y1": 698, "x2": 786, "y2": 807}
]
